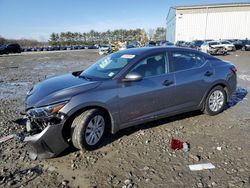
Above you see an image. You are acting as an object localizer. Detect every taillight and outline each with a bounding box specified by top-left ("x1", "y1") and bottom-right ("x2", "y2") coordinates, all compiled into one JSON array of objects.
[{"x1": 231, "y1": 66, "x2": 237, "y2": 73}]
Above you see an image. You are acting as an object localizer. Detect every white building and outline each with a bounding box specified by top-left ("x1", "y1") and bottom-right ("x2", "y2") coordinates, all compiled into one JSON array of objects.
[{"x1": 166, "y1": 2, "x2": 250, "y2": 43}]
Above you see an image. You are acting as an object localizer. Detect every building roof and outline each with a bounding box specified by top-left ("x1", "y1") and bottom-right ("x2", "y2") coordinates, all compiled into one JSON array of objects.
[
  {"x1": 174, "y1": 2, "x2": 250, "y2": 10},
  {"x1": 166, "y1": 2, "x2": 250, "y2": 20}
]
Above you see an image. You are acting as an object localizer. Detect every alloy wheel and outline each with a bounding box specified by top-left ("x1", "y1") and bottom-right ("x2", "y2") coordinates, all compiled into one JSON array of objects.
[
  {"x1": 208, "y1": 90, "x2": 224, "y2": 112},
  {"x1": 85, "y1": 115, "x2": 105, "y2": 146}
]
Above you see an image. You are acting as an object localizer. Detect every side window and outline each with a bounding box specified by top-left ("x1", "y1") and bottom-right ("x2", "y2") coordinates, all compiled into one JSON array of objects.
[
  {"x1": 171, "y1": 51, "x2": 206, "y2": 72},
  {"x1": 129, "y1": 53, "x2": 168, "y2": 77}
]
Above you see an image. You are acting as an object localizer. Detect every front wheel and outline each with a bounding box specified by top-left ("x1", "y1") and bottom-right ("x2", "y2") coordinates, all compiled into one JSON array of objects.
[
  {"x1": 71, "y1": 109, "x2": 107, "y2": 151},
  {"x1": 203, "y1": 86, "x2": 227, "y2": 116}
]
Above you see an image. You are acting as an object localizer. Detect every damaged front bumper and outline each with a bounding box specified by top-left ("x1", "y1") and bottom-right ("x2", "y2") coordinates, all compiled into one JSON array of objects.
[
  {"x1": 23, "y1": 116, "x2": 69, "y2": 160},
  {"x1": 208, "y1": 47, "x2": 227, "y2": 55}
]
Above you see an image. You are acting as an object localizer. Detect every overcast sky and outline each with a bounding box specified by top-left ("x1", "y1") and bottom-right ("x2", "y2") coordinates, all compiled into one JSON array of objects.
[{"x1": 0, "y1": 0, "x2": 248, "y2": 41}]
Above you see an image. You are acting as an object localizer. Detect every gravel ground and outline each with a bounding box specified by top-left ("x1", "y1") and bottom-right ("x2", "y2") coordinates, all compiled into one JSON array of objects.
[{"x1": 0, "y1": 49, "x2": 249, "y2": 188}]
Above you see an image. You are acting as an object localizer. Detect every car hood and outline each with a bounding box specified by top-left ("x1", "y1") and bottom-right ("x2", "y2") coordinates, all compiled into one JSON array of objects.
[
  {"x1": 25, "y1": 73, "x2": 101, "y2": 109},
  {"x1": 210, "y1": 44, "x2": 225, "y2": 48}
]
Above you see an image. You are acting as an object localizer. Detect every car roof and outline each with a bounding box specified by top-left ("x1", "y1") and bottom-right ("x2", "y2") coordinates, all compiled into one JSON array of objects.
[{"x1": 118, "y1": 46, "x2": 203, "y2": 55}]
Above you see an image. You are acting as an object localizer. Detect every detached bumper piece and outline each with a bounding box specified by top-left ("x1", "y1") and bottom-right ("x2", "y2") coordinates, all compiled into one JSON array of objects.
[{"x1": 24, "y1": 123, "x2": 69, "y2": 160}]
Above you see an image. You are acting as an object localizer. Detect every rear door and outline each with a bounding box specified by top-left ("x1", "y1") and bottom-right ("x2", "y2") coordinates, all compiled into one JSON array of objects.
[
  {"x1": 118, "y1": 52, "x2": 176, "y2": 127},
  {"x1": 169, "y1": 50, "x2": 213, "y2": 109}
]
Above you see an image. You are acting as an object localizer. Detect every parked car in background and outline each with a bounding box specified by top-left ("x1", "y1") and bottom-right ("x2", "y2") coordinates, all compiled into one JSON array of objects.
[
  {"x1": 66, "y1": 46, "x2": 73, "y2": 50},
  {"x1": 88, "y1": 45, "x2": 99, "y2": 49},
  {"x1": 241, "y1": 40, "x2": 250, "y2": 51},
  {"x1": 36, "y1": 47, "x2": 44, "y2": 51},
  {"x1": 119, "y1": 44, "x2": 127, "y2": 51},
  {"x1": 126, "y1": 44, "x2": 136, "y2": 49},
  {"x1": 6, "y1": 43, "x2": 22, "y2": 53},
  {"x1": 156, "y1": 40, "x2": 170, "y2": 46},
  {"x1": 128, "y1": 41, "x2": 141, "y2": 48},
  {"x1": 77, "y1": 45, "x2": 86, "y2": 49},
  {"x1": 119, "y1": 41, "x2": 140, "y2": 51},
  {"x1": 111, "y1": 44, "x2": 119, "y2": 52},
  {"x1": 165, "y1": 41, "x2": 174, "y2": 46},
  {"x1": 51, "y1": 46, "x2": 60, "y2": 51},
  {"x1": 201, "y1": 41, "x2": 227, "y2": 55},
  {"x1": 98, "y1": 44, "x2": 112, "y2": 55},
  {"x1": 175, "y1": 41, "x2": 185, "y2": 47},
  {"x1": 23, "y1": 47, "x2": 237, "y2": 159},
  {"x1": 182, "y1": 42, "x2": 192, "y2": 48},
  {"x1": 220, "y1": 41, "x2": 236, "y2": 51},
  {"x1": 232, "y1": 40, "x2": 244, "y2": 50},
  {"x1": 23, "y1": 48, "x2": 32, "y2": 52},
  {"x1": 160, "y1": 41, "x2": 174, "y2": 46},
  {"x1": 145, "y1": 41, "x2": 156, "y2": 47},
  {"x1": 0, "y1": 45, "x2": 8, "y2": 55},
  {"x1": 190, "y1": 40, "x2": 205, "y2": 50},
  {"x1": 60, "y1": 46, "x2": 67, "y2": 50}
]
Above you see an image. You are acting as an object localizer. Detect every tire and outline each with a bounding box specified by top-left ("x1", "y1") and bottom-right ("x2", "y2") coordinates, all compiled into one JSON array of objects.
[
  {"x1": 242, "y1": 46, "x2": 246, "y2": 51},
  {"x1": 71, "y1": 109, "x2": 107, "y2": 151},
  {"x1": 203, "y1": 86, "x2": 227, "y2": 116}
]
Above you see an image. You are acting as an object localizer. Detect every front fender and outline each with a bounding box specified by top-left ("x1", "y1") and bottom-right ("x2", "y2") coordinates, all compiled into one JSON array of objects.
[{"x1": 60, "y1": 91, "x2": 120, "y2": 134}]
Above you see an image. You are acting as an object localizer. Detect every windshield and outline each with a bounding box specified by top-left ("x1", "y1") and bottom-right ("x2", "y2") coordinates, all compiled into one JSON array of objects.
[
  {"x1": 80, "y1": 52, "x2": 136, "y2": 80},
  {"x1": 195, "y1": 41, "x2": 204, "y2": 45}
]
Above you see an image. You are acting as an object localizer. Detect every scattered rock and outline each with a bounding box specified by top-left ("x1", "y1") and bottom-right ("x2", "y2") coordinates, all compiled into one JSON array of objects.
[
  {"x1": 61, "y1": 180, "x2": 69, "y2": 188},
  {"x1": 197, "y1": 182, "x2": 203, "y2": 188},
  {"x1": 189, "y1": 153, "x2": 201, "y2": 161},
  {"x1": 47, "y1": 166, "x2": 56, "y2": 172},
  {"x1": 124, "y1": 179, "x2": 132, "y2": 185},
  {"x1": 212, "y1": 182, "x2": 217, "y2": 186},
  {"x1": 216, "y1": 147, "x2": 222, "y2": 151}
]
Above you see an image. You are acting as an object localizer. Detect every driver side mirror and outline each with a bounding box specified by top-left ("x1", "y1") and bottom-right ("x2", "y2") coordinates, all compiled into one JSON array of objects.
[{"x1": 122, "y1": 72, "x2": 143, "y2": 82}]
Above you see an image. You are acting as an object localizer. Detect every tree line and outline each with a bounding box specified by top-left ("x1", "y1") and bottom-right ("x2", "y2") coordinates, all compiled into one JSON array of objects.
[
  {"x1": 0, "y1": 27, "x2": 166, "y2": 47},
  {"x1": 0, "y1": 36, "x2": 46, "y2": 48},
  {"x1": 49, "y1": 27, "x2": 166, "y2": 46}
]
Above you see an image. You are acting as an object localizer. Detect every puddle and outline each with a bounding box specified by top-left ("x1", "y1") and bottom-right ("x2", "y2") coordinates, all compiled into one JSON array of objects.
[
  {"x1": 0, "y1": 81, "x2": 32, "y2": 100},
  {"x1": 227, "y1": 87, "x2": 248, "y2": 108}
]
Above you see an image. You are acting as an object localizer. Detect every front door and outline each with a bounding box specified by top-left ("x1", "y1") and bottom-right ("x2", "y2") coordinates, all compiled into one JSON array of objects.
[{"x1": 118, "y1": 53, "x2": 176, "y2": 127}]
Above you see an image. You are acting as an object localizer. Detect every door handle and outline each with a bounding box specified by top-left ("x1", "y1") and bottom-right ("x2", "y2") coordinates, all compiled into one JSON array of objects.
[
  {"x1": 204, "y1": 71, "x2": 213, "y2": 77},
  {"x1": 163, "y1": 80, "x2": 174, "y2": 86}
]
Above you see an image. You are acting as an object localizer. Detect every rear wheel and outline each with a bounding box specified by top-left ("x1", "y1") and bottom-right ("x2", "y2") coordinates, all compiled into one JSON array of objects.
[
  {"x1": 203, "y1": 86, "x2": 227, "y2": 116},
  {"x1": 71, "y1": 109, "x2": 107, "y2": 150}
]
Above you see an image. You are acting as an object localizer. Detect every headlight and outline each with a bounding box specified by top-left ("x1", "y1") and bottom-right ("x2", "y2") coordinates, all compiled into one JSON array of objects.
[{"x1": 27, "y1": 102, "x2": 67, "y2": 118}]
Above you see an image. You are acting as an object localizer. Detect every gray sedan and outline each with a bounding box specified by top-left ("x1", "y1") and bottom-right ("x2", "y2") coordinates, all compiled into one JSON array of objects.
[{"x1": 24, "y1": 47, "x2": 237, "y2": 159}]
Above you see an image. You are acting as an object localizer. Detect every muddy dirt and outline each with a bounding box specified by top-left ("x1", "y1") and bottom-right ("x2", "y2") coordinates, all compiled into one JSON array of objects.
[{"x1": 0, "y1": 50, "x2": 249, "y2": 188}]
